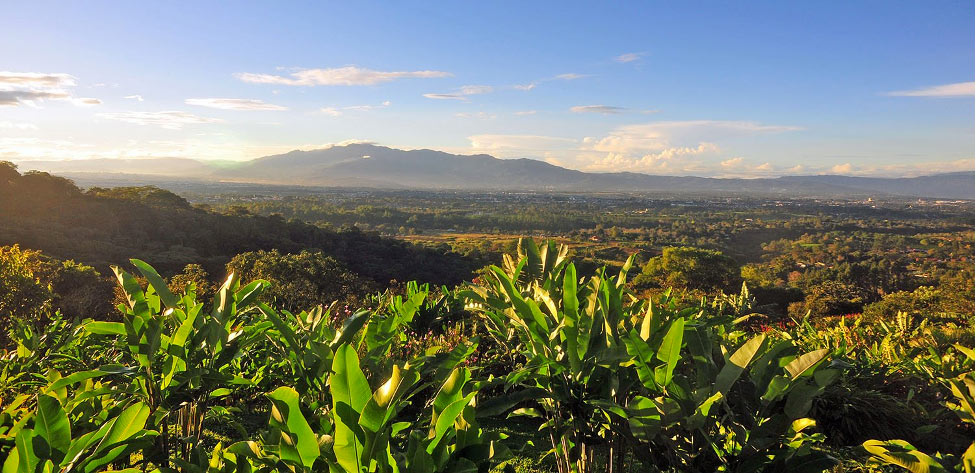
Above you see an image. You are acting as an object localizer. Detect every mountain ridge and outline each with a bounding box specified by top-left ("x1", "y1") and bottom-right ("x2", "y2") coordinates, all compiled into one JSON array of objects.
[{"x1": 13, "y1": 144, "x2": 975, "y2": 199}]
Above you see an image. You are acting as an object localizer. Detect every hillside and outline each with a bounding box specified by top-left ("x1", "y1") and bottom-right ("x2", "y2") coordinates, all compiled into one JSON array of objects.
[{"x1": 0, "y1": 162, "x2": 480, "y2": 285}]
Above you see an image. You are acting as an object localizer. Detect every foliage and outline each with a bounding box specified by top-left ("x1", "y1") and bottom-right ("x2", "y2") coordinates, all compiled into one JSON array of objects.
[
  {"x1": 464, "y1": 238, "x2": 840, "y2": 472},
  {"x1": 227, "y1": 249, "x2": 376, "y2": 311},
  {"x1": 0, "y1": 245, "x2": 113, "y2": 348},
  {"x1": 632, "y1": 246, "x2": 741, "y2": 293},
  {"x1": 0, "y1": 235, "x2": 972, "y2": 473},
  {"x1": 862, "y1": 345, "x2": 975, "y2": 473}
]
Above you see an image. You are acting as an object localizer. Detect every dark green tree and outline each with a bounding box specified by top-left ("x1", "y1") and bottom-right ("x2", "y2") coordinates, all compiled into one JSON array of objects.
[{"x1": 632, "y1": 246, "x2": 741, "y2": 293}]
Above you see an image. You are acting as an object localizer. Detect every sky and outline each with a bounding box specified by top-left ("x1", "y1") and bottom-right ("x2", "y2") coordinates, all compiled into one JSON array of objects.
[{"x1": 0, "y1": 1, "x2": 974, "y2": 178}]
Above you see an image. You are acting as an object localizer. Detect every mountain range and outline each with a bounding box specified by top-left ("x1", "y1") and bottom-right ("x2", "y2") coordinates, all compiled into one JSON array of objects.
[{"x1": 14, "y1": 144, "x2": 975, "y2": 199}]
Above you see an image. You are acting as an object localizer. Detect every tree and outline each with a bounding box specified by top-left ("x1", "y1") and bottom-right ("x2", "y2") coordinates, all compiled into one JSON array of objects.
[
  {"x1": 0, "y1": 245, "x2": 114, "y2": 346},
  {"x1": 632, "y1": 246, "x2": 740, "y2": 293},
  {"x1": 168, "y1": 263, "x2": 214, "y2": 302},
  {"x1": 226, "y1": 249, "x2": 376, "y2": 312},
  {"x1": 793, "y1": 281, "x2": 865, "y2": 317}
]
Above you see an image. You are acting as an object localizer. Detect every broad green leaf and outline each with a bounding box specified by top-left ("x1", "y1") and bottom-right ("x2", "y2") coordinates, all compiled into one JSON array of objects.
[
  {"x1": 714, "y1": 334, "x2": 765, "y2": 396},
  {"x1": 785, "y1": 349, "x2": 829, "y2": 380},
  {"x1": 331, "y1": 344, "x2": 371, "y2": 472},
  {"x1": 82, "y1": 321, "x2": 126, "y2": 336},
  {"x1": 360, "y1": 365, "x2": 406, "y2": 434},
  {"x1": 5, "y1": 429, "x2": 39, "y2": 473},
  {"x1": 80, "y1": 402, "x2": 152, "y2": 471},
  {"x1": 130, "y1": 258, "x2": 179, "y2": 308},
  {"x1": 863, "y1": 439, "x2": 945, "y2": 473},
  {"x1": 433, "y1": 368, "x2": 470, "y2": 414},
  {"x1": 332, "y1": 309, "x2": 371, "y2": 350},
  {"x1": 267, "y1": 387, "x2": 318, "y2": 469},
  {"x1": 654, "y1": 317, "x2": 685, "y2": 387},
  {"x1": 35, "y1": 395, "x2": 70, "y2": 460},
  {"x1": 428, "y1": 393, "x2": 476, "y2": 451},
  {"x1": 688, "y1": 391, "x2": 723, "y2": 430}
]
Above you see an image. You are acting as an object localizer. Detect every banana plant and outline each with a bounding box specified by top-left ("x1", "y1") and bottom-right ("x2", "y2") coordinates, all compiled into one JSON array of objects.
[
  {"x1": 258, "y1": 302, "x2": 369, "y2": 409},
  {"x1": 462, "y1": 238, "x2": 637, "y2": 472},
  {"x1": 621, "y1": 316, "x2": 841, "y2": 471},
  {"x1": 863, "y1": 344, "x2": 975, "y2": 473},
  {"x1": 202, "y1": 341, "x2": 507, "y2": 473},
  {"x1": 80, "y1": 259, "x2": 270, "y2": 469},
  {"x1": 1, "y1": 370, "x2": 157, "y2": 472}
]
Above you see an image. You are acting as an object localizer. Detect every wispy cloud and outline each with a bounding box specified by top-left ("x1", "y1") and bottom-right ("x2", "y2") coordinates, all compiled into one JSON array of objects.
[
  {"x1": 186, "y1": 98, "x2": 288, "y2": 111},
  {"x1": 96, "y1": 111, "x2": 223, "y2": 130},
  {"x1": 570, "y1": 105, "x2": 627, "y2": 114},
  {"x1": 0, "y1": 90, "x2": 70, "y2": 106},
  {"x1": 124, "y1": 94, "x2": 144, "y2": 101},
  {"x1": 423, "y1": 85, "x2": 493, "y2": 101},
  {"x1": 320, "y1": 101, "x2": 392, "y2": 116},
  {"x1": 554, "y1": 73, "x2": 588, "y2": 80},
  {"x1": 454, "y1": 111, "x2": 497, "y2": 119},
  {"x1": 514, "y1": 83, "x2": 537, "y2": 91},
  {"x1": 70, "y1": 98, "x2": 102, "y2": 106},
  {"x1": 614, "y1": 52, "x2": 645, "y2": 63},
  {"x1": 236, "y1": 66, "x2": 452, "y2": 86},
  {"x1": 0, "y1": 121, "x2": 38, "y2": 130},
  {"x1": 514, "y1": 110, "x2": 537, "y2": 116},
  {"x1": 0, "y1": 72, "x2": 75, "y2": 88},
  {"x1": 344, "y1": 100, "x2": 391, "y2": 111},
  {"x1": 0, "y1": 72, "x2": 97, "y2": 107},
  {"x1": 886, "y1": 81, "x2": 975, "y2": 97}
]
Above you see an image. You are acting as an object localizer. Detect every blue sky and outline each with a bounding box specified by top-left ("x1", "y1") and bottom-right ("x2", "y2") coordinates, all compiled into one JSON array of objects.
[{"x1": 0, "y1": 1, "x2": 973, "y2": 177}]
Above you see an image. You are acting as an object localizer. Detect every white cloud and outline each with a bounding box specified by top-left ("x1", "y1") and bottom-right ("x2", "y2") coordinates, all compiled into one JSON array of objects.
[
  {"x1": 423, "y1": 84, "x2": 493, "y2": 101},
  {"x1": 829, "y1": 163, "x2": 854, "y2": 174},
  {"x1": 466, "y1": 134, "x2": 578, "y2": 157},
  {"x1": 840, "y1": 159, "x2": 974, "y2": 177},
  {"x1": 71, "y1": 97, "x2": 102, "y2": 106},
  {"x1": 514, "y1": 82, "x2": 537, "y2": 91},
  {"x1": 0, "y1": 121, "x2": 37, "y2": 130},
  {"x1": 587, "y1": 120, "x2": 800, "y2": 155},
  {"x1": 0, "y1": 89, "x2": 70, "y2": 106},
  {"x1": 235, "y1": 66, "x2": 452, "y2": 86},
  {"x1": 720, "y1": 157, "x2": 744, "y2": 168},
  {"x1": 582, "y1": 143, "x2": 719, "y2": 173},
  {"x1": 571, "y1": 105, "x2": 627, "y2": 114},
  {"x1": 458, "y1": 119, "x2": 799, "y2": 175},
  {"x1": 0, "y1": 72, "x2": 75, "y2": 88},
  {"x1": 124, "y1": 94, "x2": 144, "y2": 101},
  {"x1": 344, "y1": 100, "x2": 391, "y2": 111},
  {"x1": 614, "y1": 52, "x2": 645, "y2": 63},
  {"x1": 454, "y1": 111, "x2": 497, "y2": 119},
  {"x1": 423, "y1": 93, "x2": 467, "y2": 101},
  {"x1": 96, "y1": 111, "x2": 223, "y2": 130},
  {"x1": 460, "y1": 85, "x2": 493, "y2": 95},
  {"x1": 514, "y1": 110, "x2": 537, "y2": 116},
  {"x1": 0, "y1": 71, "x2": 98, "y2": 107},
  {"x1": 185, "y1": 98, "x2": 288, "y2": 111},
  {"x1": 886, "y1": 81, "x2": 975, "y2": 97},
  {"x1": 555, "y1": 73, "x2": 588, "y2": 80},
  {"x1": 320, "y1": 101, "x2": 392, "y2": 115}
]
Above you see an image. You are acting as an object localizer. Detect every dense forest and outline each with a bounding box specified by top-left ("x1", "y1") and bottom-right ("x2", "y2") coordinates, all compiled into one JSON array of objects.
[{"x1": 0, "y1": 163, "x2": 973, "y2": 472}]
